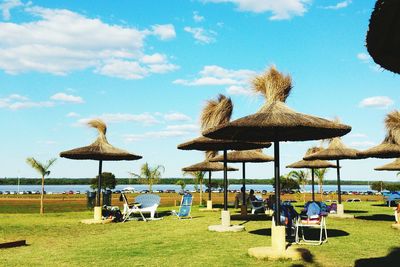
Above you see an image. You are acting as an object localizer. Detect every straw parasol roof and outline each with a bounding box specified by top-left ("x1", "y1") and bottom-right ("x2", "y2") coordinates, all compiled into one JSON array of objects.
[
  {"x1": 287, "y1": 147, "x2": 337, "y2": 169},
  {"x1": 374, "y1": 158, "x2": 400, "y2": 171},
  {"x1": 60, "y1": 119, "x2": 142, "y2": 161},
  {"x1": 209, "y1": 149, "x2": 274, "y2": 163},
  {"x1": 182, "y1": 161, "x2": 238, "y2": 172},
  {"x1": 203, "y1": 67, "x2": 351, "y2": 142},
  {"x1": 178, "y1": 136, "x2": 270, "y2": 151},
  {"x1": 366, "y1": 0, "x2": 400, "y2": 74},
  {"x1": 357, "y1": 110, "x2": 400, "y2": 159},
  {"x1": 304, "y1": 137, "x2": 360, "y2": 160}
]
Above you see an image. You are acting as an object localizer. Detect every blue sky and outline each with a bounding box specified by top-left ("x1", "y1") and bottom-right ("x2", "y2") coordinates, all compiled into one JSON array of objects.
[{"x1": 1, "y1": 0, "x2": 399, "y2": 182}]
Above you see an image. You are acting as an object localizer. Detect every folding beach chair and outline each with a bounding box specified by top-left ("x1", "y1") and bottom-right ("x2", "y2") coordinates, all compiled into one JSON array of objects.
[
  {"x1": 172, "y1": 193, "x2": 193, "y2": 219},
  {"x1": 295, "y1": 201, "x2": 328, "y2": 245}
]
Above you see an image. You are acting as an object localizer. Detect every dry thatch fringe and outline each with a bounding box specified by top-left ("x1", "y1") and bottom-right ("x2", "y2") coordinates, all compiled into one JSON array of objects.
[
  {"x1": 88, "y1": 119, "x2": 107, "y2": 137},
  {"x1": 205, "y1": 151, "x2": 218, "y2": 160},
  {"x1": 200, "y1": 94, "x2": 233, "y2": 131},
  {"x1": 320, "y1": 117, "x2": 341, "y2": 145},
  {"x1": 306, "y1": 146, "x2": 322, "y2": 156},
  {"x1": 385, "y1": 110, "x2": 400, "y2": 144},
  {"x1": 252, "y1": 66, "x2": 292, "y2": 103}
]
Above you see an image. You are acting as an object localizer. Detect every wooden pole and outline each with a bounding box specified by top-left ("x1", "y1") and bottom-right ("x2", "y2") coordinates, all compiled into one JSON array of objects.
[
  {"x1": 242, "y1": 162, "x2": 246, "y2": 208},
  {"x1": 337, "y1": 159, "x2": 342, "y2": 204},
  {"x1": 208, "y1": 170, "x2": 212, "y2": 201},
  {"x1": 274, "y1": 141, "x2": 281, "y2": 226},
  {"x1": 311, "y1": 168, "x2": 315, "y2": 202},
  {"x1": 223, "y1": 150, "x2": 228, "y2": 211},
  {"x1": 97, "y1": 160, "x2": 103, "y2": 206}
]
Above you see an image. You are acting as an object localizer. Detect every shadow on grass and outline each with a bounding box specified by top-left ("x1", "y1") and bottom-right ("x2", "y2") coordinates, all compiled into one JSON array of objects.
[
  {"x1": 372, "y1": 203, "x2": 388, "y2": 207},
  {"x1": 344, "y1": 210, "x2": 368, "y2": 214},
  {"x1": 356, "y1": 214, "x2": 394, "y2": 221},
  {"x1": 230, "y1": 214, "x2": 272, "y2": 221},
  {"x1": 290, "y1": 247, "x2": 322, "y2": 267},
  {"x1": 248, "y1": 228, "x2": 349, "y2": 238},
  {"x1": 354, "y1": 247, "x2": 400, "y2": 267}
]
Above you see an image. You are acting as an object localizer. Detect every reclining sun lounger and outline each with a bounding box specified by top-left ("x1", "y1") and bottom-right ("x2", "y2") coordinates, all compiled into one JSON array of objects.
[{"x1": 121, "y1": 193, "x2": 161, "y2": 222}]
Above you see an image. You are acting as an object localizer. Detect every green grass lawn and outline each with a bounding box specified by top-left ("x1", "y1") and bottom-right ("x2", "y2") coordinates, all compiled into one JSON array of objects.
[{"x1": 0, "y1": 201, "x2": 399, "y2": 266}]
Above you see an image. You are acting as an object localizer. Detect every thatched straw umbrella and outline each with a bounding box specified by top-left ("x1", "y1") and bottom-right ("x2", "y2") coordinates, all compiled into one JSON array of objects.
[
  {"x1": 178, "y1": 96, "x2": 270, "y2": 233},
  {"x1": 366, "y1": 0, "x2": 400, "y2": 74},
  {"x1": 287, "y1": 147, "x2": 337, "y2": 201},
  {"x1": 182, "y1": 151, "x2": 238, "y2": 205},
  {"x1": 210, "y1": 149, "x2": 274, "y2": 215},
  {"x1": 178, "y1": 95, "x2": 270, "y2": 213},
  {"x1": 60, "y1": 119, "x2": 142, "y2": 220},
  {"x1": 358, "y1": 111, "x2": 400, "y2": 159},
  {"x1": 304, "y1": 136, "x2": 360, "y2": 204},
  {"x1": 375, "y1": 158, "x2": 400, "y2": 171},
  {"x1": 203, "y1": 67, "x2": 351, "y2": 226}
]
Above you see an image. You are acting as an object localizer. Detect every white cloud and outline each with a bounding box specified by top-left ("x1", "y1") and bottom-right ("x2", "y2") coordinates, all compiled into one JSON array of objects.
[
  {"x1": 164, "y1": 112, "x2": 192, "y2": 122},
  {"x1": 125, "y1": 130, "x2": 189, "y2": 142},
  {"x1": 96, "y1": 59, "x2": 148, "y2": 80},
  {"x1": 204, "y1": 0, "x2": 309, "y2": 20},
  {"x1": 8, "y1": 93, "x2": 28, "y2": 101},
  {"x1": 8, "y1": 100, "x2": 54, "y2": 110},
  {"x1": 174, "y1": 77, "x2": 237, "y2": 86},
  {"x1": 323, "y1": 0, "x2": 352, "y2": 10},
  {"x1": 347, "y1": 133, "x2": 368, "y2": 138},
  {"x1": 184, "y1": 26, "x2": 216, "y2": 44},
  {"x1": 357, "y1": 52, "x2": 371, "y2": 63},
  {"x1": 193, "y1": 11, "x2": 204, "y2": 22},
  {"x1": 147, "y1": 63, "x2": 179, "y2": 74},
  {"x1": 349, "y1": 141, "x2": 376, "y2": 148},
  {"x1": 150, "y1": 24, "x2": 176, "y2": 40},
  {"x1": 174, "y1": 65, "x2": 257, "y2": 96},
  {"x1": 141, "y1": 53, "x2": 167, "y2": 64},
  {"x1": 0, "y1": 0, "x2": 23, "y2": 20},
  {"x1": 78, "y1": 113, "x2": 160, "y2": 125},
  {"x1": 359, "y1": 96, "x2": 394, "y2": 109},
  {"x1": 51, "y1": 92, "x2": 84, "y2": 104},
  {"x1": 0, "y1": 94, "x2": 55, "y2": 110},
  {"x1": 0, "y1": 6, "x2": 178, "y2": 79},
  {"x1": 226, "y1": 85, "x2": 253, "y2": 95},
  {"x1": 166, "y1": 124, "x2": 199, "y2": 132},
  {"x1": 66, "y1": 112, "x2": 80, "y2": 118}
]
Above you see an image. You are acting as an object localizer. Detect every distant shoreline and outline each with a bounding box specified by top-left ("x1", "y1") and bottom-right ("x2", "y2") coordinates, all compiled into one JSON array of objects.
[{"x1": 0, "y1": 178, "x2": 397, "y2": 186}]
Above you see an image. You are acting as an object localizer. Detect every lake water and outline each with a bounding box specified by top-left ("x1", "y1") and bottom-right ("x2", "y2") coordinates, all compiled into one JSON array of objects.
[{"x1": 0, "y1": 184, "x2": 374, "y2": 193}]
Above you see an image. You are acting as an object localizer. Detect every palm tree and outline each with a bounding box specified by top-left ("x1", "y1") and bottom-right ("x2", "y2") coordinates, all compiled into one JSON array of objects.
[
  {"x1": 26, "y1": 157, "x2": 57, "y2": 214},
  {"x1": 184, "y1": 171, "x2": 205, "y2": 206},
  {"x1": 130, "y1": 162, "x2": 164, "y2": 192},
  {"x1": 314, "y1": 168, "x2": 328, "y2": 201},
  {"x1": 288, "y1": 170, "x2": 309, "y2": 203}
]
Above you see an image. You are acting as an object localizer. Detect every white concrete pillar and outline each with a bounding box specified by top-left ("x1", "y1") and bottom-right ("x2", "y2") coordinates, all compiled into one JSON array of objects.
[
  {"x1": 337, "y1": 204, "x2": 344, "y2": 216},
  {"x1": 207, "y1": 200, "x2": 213, "y2": 210},
  {"x1": 94, "y1": 206, "x2": 102, "y2": 221},
  {"x1": 221, "y1": 210, "x2": 231, "y2": 227},
  {"x1": 271, "y1": 223, "x2": 286, "y2": 253}
]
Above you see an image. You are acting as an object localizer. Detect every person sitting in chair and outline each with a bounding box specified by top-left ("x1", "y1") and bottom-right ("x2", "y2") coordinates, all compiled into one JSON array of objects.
[
  {"x1": 248, "y1": 189, "x2": 257, "y2": 202},
  {"x1": 234, "y1": 187, "x2": 248, "y2": 209}
]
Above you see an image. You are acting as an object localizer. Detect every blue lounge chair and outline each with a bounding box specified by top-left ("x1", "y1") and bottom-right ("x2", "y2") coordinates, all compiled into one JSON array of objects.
[{"x1": 172, "y1": 193, "x2": 193, "y2": 219}]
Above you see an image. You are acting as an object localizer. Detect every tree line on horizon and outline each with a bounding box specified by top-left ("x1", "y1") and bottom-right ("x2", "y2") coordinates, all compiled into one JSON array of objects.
[{"x1": 0, "y1": 177, "x2": 395, "y2": 186}]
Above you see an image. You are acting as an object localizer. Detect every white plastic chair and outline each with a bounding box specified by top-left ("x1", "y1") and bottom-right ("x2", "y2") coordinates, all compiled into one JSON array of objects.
[
  {"x1": 250, "y1": 195, "x2": 265, "y2": 214},
  {"x1": 122, "y1": 193, "x2": 160, "y2": 222}
]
